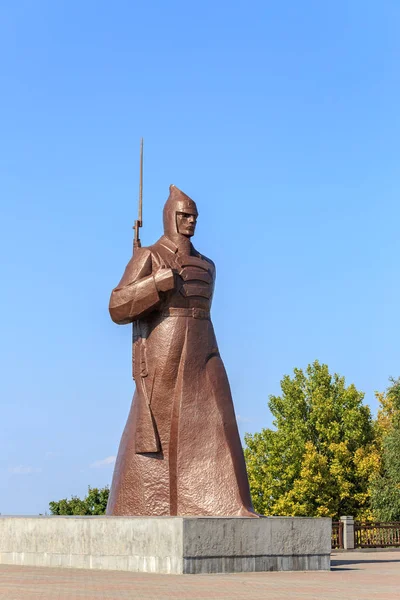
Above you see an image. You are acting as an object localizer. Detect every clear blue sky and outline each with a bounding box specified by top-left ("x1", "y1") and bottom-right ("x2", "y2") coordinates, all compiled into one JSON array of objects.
[{"x1": 1, "y1": 0, "x2": 399, "y2": 514}]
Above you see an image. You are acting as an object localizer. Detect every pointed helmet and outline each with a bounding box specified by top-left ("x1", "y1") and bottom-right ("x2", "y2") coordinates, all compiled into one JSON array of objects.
[{"x1": 163, "y1": 185, "x2": 198, "y2": 240}]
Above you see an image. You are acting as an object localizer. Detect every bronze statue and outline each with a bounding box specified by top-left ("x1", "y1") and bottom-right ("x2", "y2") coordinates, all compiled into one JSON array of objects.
[{"x1": 107, "y1": 179, "x2": 256, "y2": 517}]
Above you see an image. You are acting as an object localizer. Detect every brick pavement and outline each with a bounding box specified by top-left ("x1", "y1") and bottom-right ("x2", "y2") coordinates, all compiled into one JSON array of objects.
[{"x1": 0, "y1": 552, "x2": 399, "y2": 599}]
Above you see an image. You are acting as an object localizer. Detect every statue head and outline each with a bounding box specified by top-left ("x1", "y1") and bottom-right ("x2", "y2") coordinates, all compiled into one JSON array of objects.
[{"x1": 163, "y1": 185, "x2": 198, "y2": 243}]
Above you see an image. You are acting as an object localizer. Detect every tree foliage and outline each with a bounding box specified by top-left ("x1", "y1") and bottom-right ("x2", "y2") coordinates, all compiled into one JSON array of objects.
[
  {"x1": 370, "y1": 378, "x2": 400, "y2": 521},
  {"x1": 244, "y1": 361, "x2": 375, "y2": 519},
  {"x1": 49, "y1": 486, "x2": 109, "y2": 516}
]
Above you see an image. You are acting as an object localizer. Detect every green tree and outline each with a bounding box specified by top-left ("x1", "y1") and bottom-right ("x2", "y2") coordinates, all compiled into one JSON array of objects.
[
  {"x1": 244, "y1": 361, "x2": 375, "y2": 519},
  {"x1": 370, "y1": 378, "x2": 400, "y2": 521},
  {"x1": 49, "y1": 486, "x2": 110, "y2": 515}
]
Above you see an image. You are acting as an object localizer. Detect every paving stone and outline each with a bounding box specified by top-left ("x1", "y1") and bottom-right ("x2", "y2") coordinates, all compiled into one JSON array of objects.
[{"x1": 0, "y1": 551, "x2": 399, "y2": 599}]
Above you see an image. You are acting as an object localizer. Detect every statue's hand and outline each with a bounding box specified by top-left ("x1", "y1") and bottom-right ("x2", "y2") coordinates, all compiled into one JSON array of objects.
[{"x1": 154, "y1": 268, "x2": 175, "y2": 293}]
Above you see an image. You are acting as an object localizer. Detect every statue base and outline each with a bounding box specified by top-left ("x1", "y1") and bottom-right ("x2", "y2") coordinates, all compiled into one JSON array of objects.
[{"x1": 0, "y1": 516, "x2": 331, "y2": 574}]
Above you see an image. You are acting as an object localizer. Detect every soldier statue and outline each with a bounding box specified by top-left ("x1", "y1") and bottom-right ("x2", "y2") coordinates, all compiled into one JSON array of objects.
[{"x1": 107, "y1": 183, "x2": 256, "y2": 517}]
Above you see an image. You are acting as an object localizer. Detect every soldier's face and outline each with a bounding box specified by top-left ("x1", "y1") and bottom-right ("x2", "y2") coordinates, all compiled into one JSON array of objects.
[{"x1": 176, "y1": 211, "x2": 198, "y2": 237}]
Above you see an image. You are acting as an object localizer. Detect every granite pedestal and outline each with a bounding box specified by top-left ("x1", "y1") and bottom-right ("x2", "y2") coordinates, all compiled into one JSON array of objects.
[{"x1": 0, "y1": 516, "x2": 331, "y2": 574}]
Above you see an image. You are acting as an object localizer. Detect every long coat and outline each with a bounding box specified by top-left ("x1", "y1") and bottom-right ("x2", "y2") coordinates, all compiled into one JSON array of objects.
[{"x1": 107, "y1": 234, "x2": 255, "y2": 516}]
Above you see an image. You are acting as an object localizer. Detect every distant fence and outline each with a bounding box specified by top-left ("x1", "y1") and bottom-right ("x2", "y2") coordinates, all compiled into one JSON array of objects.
[
  {"x1": 332, "y1": 519, "x2": 400, "y2": 549},
  {"x1": 354, "y1": 522, "x2": 400, "y2": 548},
  {"x1": 331, "y1": 521, "x2": 343, "y2": 549}
]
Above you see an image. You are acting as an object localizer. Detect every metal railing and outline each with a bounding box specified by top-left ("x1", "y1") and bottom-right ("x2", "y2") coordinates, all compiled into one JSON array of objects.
[
  {"x1": 331, "y1": 521, "x2": 344, "y2": 549},
  {"x1": 354, "y1": 522, "x2": 400, "y2": 548}
]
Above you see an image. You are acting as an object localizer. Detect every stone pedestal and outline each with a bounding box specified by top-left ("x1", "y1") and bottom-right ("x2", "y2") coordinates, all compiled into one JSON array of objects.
[{"x1": 0, "y1": 516, "x2": 331, "y2": 574}]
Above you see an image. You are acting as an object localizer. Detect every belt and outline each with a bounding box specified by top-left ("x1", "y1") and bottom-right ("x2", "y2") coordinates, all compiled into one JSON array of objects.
[{"x1": 161, "y1": 307, "x2": 210, "y2": 320}]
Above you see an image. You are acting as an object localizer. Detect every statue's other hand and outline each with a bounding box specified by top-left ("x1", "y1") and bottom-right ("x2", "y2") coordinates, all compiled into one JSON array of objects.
[{"x1": 154, "y1": 268, "x2": 175, "y2": 293}]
